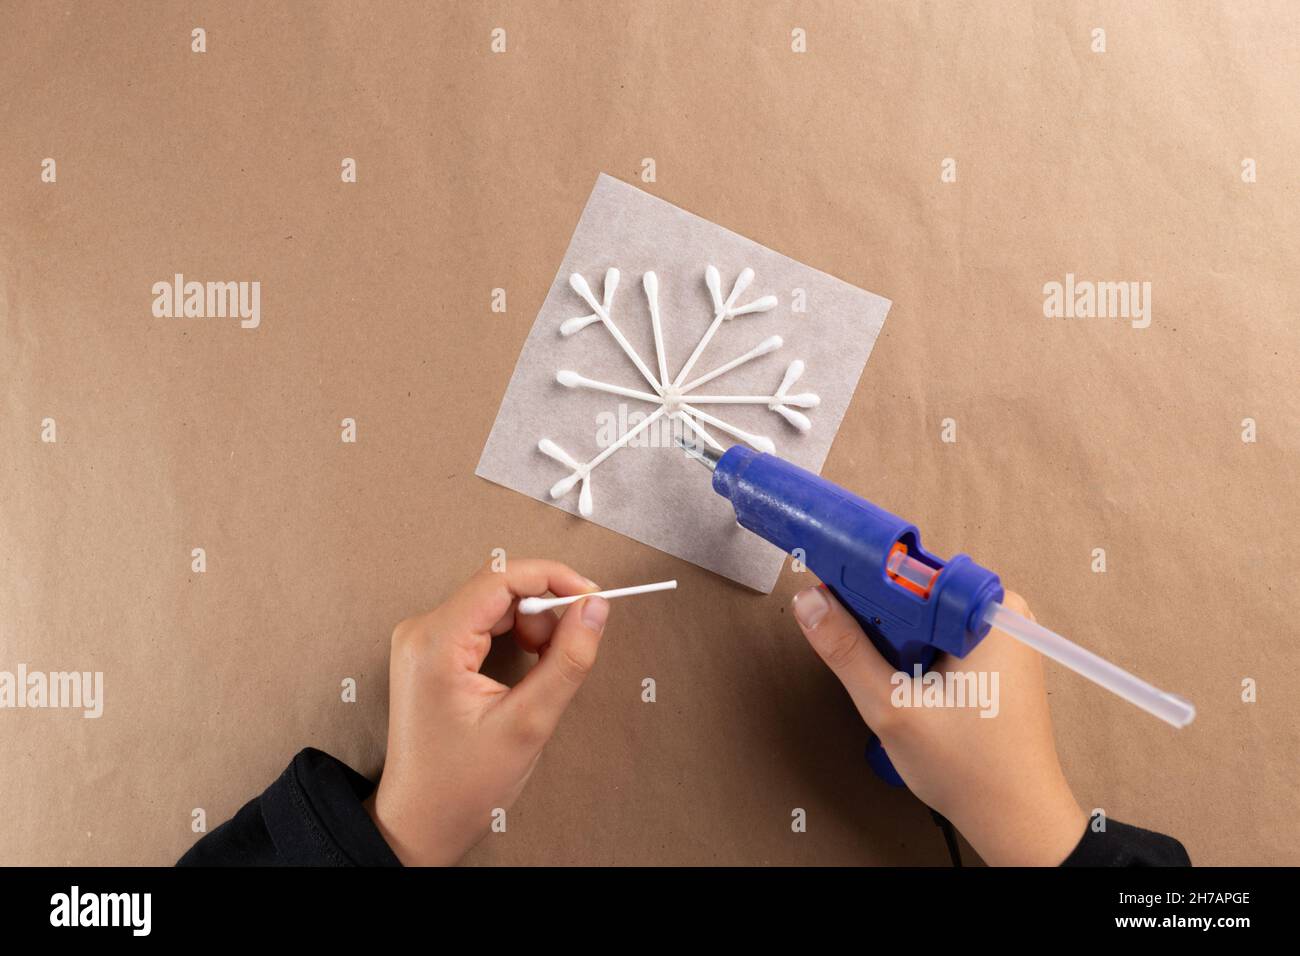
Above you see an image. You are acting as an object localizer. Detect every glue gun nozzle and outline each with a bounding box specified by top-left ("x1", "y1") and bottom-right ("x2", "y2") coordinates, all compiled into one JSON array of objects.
[{"x1": 675, "y1": 436, "x2": 722, "y2": 472}]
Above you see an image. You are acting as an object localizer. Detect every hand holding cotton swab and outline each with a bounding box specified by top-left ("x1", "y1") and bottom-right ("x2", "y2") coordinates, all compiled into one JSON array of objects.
[{"x1": 518, "y1": 579, "x2": 677, "y2": 615}]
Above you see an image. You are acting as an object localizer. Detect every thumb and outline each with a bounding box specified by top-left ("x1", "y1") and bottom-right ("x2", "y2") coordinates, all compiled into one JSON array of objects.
[
  {"x1": 792, "y1": 585, "x2": 897, "y2": 726},
  {"x1": 500, "y1": 596, "x2": 610, "y2": 744}
]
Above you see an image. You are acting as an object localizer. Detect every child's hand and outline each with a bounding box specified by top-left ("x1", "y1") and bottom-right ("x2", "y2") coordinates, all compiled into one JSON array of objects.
[
  {"x1": 792, "y1": 586, "x2": 1087, "y2": 865},
  {"x1": 364, "y1": 559, "x2": 608, "y2": 865}
]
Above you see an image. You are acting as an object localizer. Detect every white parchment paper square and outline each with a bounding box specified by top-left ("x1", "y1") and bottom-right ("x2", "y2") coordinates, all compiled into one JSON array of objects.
[{"x1": 476, "y1": 174, "x2": 891, "y2": 592}]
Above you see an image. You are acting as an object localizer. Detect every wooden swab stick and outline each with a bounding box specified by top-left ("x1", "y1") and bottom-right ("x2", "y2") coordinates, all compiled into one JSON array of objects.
[{"x1": 517, "y1": 580, "x2": 678, "y2": 615}]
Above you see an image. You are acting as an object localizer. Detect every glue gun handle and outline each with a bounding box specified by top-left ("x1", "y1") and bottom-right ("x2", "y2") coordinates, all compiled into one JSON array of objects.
[
  {"x1": 863, "y1": 638, "x2": 936, "y2": 789},
  {"x1": 827, "y1": 583, "x2": 938, "y2": 789}
]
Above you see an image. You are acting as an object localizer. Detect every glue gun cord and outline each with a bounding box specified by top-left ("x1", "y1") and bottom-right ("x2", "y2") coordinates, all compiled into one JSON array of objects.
[{"x1": 930, "y1": 809, "x2": 963, "y2": 867}]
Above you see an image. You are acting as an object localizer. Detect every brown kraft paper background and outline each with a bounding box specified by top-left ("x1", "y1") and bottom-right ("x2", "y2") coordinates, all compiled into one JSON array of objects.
[{"x1": 0, "y1": 1, "x2": 1295, "y2": 865}]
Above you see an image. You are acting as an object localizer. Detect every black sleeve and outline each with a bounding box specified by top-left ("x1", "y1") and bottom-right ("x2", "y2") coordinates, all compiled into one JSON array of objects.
[
  {"x1": 1060, "y1": 818, "x2": 1191, "y2": 866},
  {"x1": 178, "y1": 748, "x2": 401, "y2": 866}
]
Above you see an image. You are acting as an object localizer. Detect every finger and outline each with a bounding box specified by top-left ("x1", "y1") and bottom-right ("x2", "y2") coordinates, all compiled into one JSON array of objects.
[
  {"x1": 487, "y1": 599, "x2": 559, "y2": 649},
  {"x1": 961, "y1": 588, "x2": 1039, "y2": 671},
  {"x1": 498, "y1": 595, "x2": 610, "y2": 744},
  {"x1": 1001, "y1": 588, "x2": 1035, "y2": 621},
  {"x1": 512, "y1": 606, "x2": 558, "y2": 654},
  {"x1": 437, "y1": 558, "x2": 598, "y2": 643},
  {"x1": 792, "y1": 585, "x2": 896, "y2": 726}
]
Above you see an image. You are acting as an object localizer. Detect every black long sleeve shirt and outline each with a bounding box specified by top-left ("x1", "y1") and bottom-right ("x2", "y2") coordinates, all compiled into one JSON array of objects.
[
  {"x1": 178, "y1": 748, "x2": 1190, "y2": 867},
  {"x1": 179, "y1": 748, "x2": 400, "y2": 866}
]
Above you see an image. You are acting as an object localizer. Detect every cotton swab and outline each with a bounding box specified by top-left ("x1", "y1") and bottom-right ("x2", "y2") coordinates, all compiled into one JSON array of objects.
[{"x1": 517, "y1": 579, "x2": 678, "y2": 615}]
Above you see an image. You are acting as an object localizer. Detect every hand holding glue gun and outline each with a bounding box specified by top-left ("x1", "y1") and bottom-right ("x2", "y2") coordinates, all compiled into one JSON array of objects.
[{"x1": 681, "y1": 441, "x2": 1194, "y2": 864}]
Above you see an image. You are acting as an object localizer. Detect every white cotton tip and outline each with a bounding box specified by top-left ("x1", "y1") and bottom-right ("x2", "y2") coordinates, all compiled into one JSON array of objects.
[
  {"x1": 578, "y1": 476, "x2": 593, "y2": 516},
  {"x1": 569, "y1": 272, "x2": 593, "y2": 300},
  {"x1": 538, "y1": 439, "x2": 585, "y2": 473},
  {"x1": 560, "y1": 313, "x2": 602, "y2": 336},
  {"x1": 643, "y1": 271, "x2": 658, "y2": 299},
  {"x1": 539, "y1": 438, "x2": 581, "y2": 470},
  {"x1": 776, "y1": 358, "x2": 805, "y2": 396},
  {"x1": 730, "y1": 267, "x2": 755, "y2": 301},
  {"x1": 783, "y1": 392, "x2": 820, "y2": 409},
  {"x1": 603, "y1": 267, "x2": 620, "y2": 300},
  {"x1": 756, "y1": 335, "x2": 784, "y2": 355},
  {"x1": 705, "y1": 265, "x2": 723, "y2": 310},
  {"x1": 550, "y1": 472, "x2": 581, "y2": 499},
  {"x1": 773, "y1": 405, "x2": 813, "y2": 433},
  {"x1": 751, "y1": 434, "x2": 777, "y2": 454},
  {"x1": 731, "y1": 295, "x2": 779, "y2": 317},
  {"x1": 556, "y1": 370, "x2": 583, "y2": 388}
]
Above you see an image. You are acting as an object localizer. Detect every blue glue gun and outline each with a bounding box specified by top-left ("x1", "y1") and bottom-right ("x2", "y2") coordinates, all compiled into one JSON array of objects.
[{"x1": 682, "y1": 443, "x2": 1195, "y2": 787}]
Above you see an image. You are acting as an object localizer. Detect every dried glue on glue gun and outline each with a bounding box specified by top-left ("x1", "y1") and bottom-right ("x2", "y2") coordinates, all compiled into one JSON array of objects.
[{"x1": 679, "y1": 441, "x2": 1196, "y2": 787}]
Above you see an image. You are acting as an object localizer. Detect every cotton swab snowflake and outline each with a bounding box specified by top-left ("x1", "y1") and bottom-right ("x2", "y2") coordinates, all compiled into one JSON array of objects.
[{"x1": 538, "y1": 265, "x2": 819, "y2": 516}]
